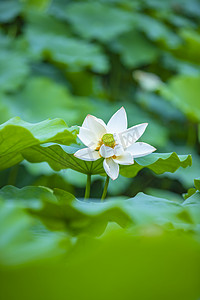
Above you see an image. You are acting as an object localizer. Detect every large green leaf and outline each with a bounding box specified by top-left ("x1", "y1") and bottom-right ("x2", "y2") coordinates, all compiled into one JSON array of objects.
[
  {"x1": 22, "y1": 143, "x2": 192, "y2": 177},
  {"x1": 160, "y1": 75, "x2": 200, "y2": 122},
  {"x1": 120, "y1": 152, "x2": 192, "y2": 177},
  {"x1": 22, "y1": 145, "x2": 105, "y2": 174},
  {"x1": 0, "y1": 118, "x2": 77, "y2": 171}
]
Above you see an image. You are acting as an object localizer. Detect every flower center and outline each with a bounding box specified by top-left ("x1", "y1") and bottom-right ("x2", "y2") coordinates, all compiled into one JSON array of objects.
[{"x1": 102, "y1": 133, "x2": 115, "y2": 148}]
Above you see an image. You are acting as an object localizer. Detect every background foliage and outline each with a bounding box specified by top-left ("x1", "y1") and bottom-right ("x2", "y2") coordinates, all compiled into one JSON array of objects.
[{"x1": 0, "y1": 0, "x2": 200, "y2": 299}]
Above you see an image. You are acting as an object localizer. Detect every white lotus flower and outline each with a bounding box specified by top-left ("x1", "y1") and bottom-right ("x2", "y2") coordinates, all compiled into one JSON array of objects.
[{"x1": 74, "y1": 107, "x2": 156, "y2": 180}]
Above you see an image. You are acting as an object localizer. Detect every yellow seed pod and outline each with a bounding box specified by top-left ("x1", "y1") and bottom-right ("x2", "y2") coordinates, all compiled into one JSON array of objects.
[{"x1": 102, "y1": 133, "x2": 115, "y2": 148}]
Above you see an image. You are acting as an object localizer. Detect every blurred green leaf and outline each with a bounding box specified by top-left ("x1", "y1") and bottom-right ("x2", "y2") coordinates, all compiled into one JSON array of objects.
[
  {"x1": 6, "y1": 77, "x2": 94, "y2": 124},
  {"x1": 0, "y1": 93, "x2": 11, "y2": 123},
  {"x1": 0, "y1": 49, "x2": 30, "y2": 93},
  {"x1": 23, "y1": 0, "x2": 51, "y2": 12},
  {"x1": 134, "y1": 13, "x2": 181, "y2": 48},
  {"x1": 110, "y1": 30, "x2": 159, "y2": 68},
  {"x1": 25, "y1": 12, "x2": 109, "y2": 73},
  {"x1": 0, "y1": 0, "x2": 22, "y2": 23},
  {"x1": 162, "y1": 52, "x2": 200, "y2": 76},
  {"x1": 161, "y1": 75, "x2": 200, "y2": 122},
  {"x1": 176, "y1": 29, "x2": 200, "y2": 64},
  {"x1": 145, "y1": 0, "x2": 200, "y2": 18},
  {"x1": 136, "y1": 92, "x2": 185, "y2": 122},
  {"x1": 65, "y1": 2, "x2": 134, "y2": 42}
]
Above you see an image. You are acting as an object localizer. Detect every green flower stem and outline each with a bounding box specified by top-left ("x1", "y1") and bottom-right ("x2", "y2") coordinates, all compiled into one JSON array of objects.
[
  {"x1": 101, "y1": 175, "x2": 110, "y2": 202},
  {"x1": 84, "y1": 174, "x2": 91, "y2": 200}
]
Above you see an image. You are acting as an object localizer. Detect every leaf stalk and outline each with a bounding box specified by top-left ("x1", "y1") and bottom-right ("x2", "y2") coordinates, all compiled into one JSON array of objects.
[
  {"x1": 101, "y1": 175, "x2": 110, "y2": 201},
  {"x1": 84, "y1": 174, "x2": 91, "y2": 200}
]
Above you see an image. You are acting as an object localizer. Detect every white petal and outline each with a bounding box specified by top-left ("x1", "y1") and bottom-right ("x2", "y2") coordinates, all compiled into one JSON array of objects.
[
  {"x1": 82, "y1": 114, "x2": 106, "y2": 140},
  {"x1": 113, "y1": 144, "x2": 124, "y2": 156},
  {"x1": 99, "y1": 144, "x2": 114, "y2": 158},
  {"x1": 78, "y1": 127, "x2": 98, "y2": 150},
  {"x1": 113, "y1": 151, "x2": 134, "y2": 165},
  {"x1": 107, "y1": 107, "x2": 127, "y2": 134},
  {"x1": 103, "y1": 158, "x2": 119, "y2": 180},
  {"x1": 74, "y1": 148, "x2": 101, "y2": 161},
  {"x1": 116, "y1": 123, "x2": 148, "y2": 149},
  {"x1": 126, "y1": 142, "x2": 156, "y2": 158}
]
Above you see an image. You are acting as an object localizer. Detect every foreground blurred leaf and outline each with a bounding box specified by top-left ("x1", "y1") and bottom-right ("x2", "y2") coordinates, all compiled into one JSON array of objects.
[
  {"x1": 1, "y1": 227, "x2": 200, "y2": 300},
  {"x1": 0, "y1": 186, "x2": 132, "y2": 236},
  {"x1": 1, "y1": 184, "x2": 199, "y2": 236},
  {"x1": 0, "y1": 199, "x2": 66, "y2": 266},
  {"x1": 0, "y1": 118, "x2": 77, "y2": 171}
]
